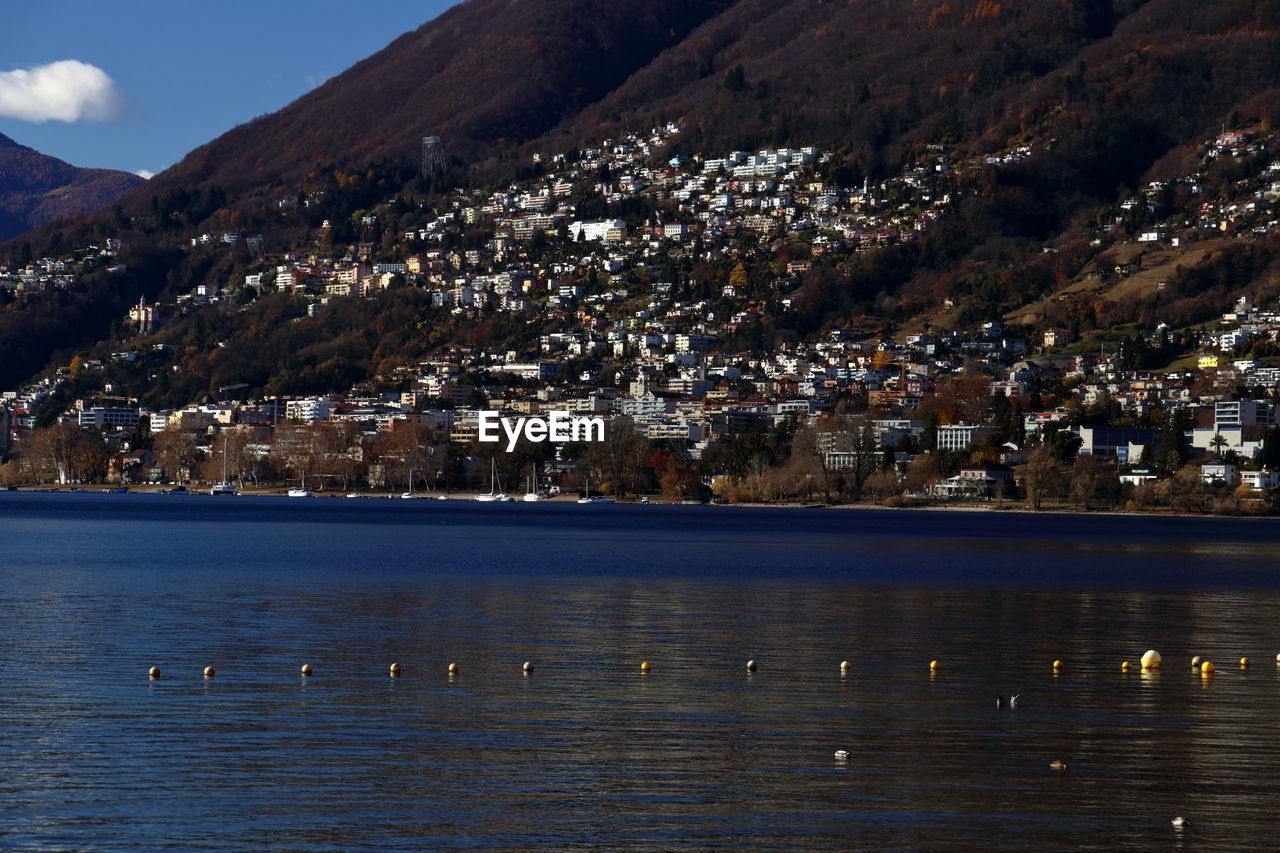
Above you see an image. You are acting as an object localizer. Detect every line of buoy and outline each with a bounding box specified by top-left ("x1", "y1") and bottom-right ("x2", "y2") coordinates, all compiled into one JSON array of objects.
[{"x1": 150, "y1": 648, "x2": 1280, "y2": 682}]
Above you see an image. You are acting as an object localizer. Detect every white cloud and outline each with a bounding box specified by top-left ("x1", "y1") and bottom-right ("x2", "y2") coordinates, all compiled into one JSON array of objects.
[
  {"x1": 0, "y1": 60, "x2": 124, "y2": 123},
  {"x1": 135, "y1": 170, "x2": 155, "y2": 180}
]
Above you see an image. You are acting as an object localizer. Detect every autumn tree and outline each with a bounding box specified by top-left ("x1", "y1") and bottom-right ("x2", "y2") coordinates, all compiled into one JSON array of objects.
[{"x1": 649, "y1": 448, "x2": 700, "y2": 501}]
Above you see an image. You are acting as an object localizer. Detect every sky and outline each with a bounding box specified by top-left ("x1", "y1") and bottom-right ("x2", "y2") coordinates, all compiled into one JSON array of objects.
[{"x1": 0, "y1": 1, "x2": 460, "y2": 178}]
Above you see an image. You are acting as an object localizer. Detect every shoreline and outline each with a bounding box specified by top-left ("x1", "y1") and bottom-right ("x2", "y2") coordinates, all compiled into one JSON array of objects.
[{"x1": 6, "y1": 484, "x2": 1273, "y2": 519}]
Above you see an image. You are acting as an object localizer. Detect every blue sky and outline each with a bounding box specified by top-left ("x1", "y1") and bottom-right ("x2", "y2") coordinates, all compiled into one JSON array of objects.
[{"x1": 0, "y1": 1, "x2": 459, "y2": 178}]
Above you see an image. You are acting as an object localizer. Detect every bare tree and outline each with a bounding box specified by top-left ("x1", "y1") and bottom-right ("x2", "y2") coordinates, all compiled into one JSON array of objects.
[
  {"x1": 1020, "y1": 447, "x2": 1067, "y2": 510},
  {"x1": 153, "y1": 429, "x2": 201, "y2": 483},
  {"x1": 582, "y1": 416, "x2": 648, "y2": 497},
  {"x1": 24, "y1": 422, "x2": 108, "y2": 484}
]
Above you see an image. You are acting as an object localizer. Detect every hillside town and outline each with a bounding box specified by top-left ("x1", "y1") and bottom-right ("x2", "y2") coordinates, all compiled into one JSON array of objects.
[{"x1": 3, "y1": 123, "x2": 1280, "y2": 512}]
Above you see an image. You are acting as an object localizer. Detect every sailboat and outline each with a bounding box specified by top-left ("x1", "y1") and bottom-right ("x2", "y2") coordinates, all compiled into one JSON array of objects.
[
  {"x1": 577, "y1": 473, "x2": 614, "y2": 504},
  {"x1": 210, "y1": 434, "x2": 238, "y2": 495},
  {"x1": 522, "y1": 464, "x2": 541, "y2": 501},
  {"x1": 474, "y1": 458, "x2": 511, "y2": 501}
]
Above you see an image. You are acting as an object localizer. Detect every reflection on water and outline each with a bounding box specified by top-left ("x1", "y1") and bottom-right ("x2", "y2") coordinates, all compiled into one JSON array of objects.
[{"x1": 1, "y1": 493, "x2": 1279, "y2": 849}]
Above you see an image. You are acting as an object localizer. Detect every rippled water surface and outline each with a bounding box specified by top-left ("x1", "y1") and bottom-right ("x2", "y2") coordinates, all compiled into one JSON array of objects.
[{"x1": 3, "y1": 492, "x2": 1280, "y2": 850}]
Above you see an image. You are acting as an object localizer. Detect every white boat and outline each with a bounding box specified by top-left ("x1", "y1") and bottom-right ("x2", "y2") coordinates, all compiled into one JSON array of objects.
[
  {"x1": 210, "y1": 433, "x2": 238, "y2": 495},
  {"x1": 576, "y1": 474, "x2": 614, "y2": 503},
  {"x1": 475, "y1": 458, "x2": 509, "y2": 502},
  {"x1": 522, "y1": 464, "x2": 541, "y2": 501},
  {"x1": 287, "y1": 489, "x2": 313, "y2": 498}
]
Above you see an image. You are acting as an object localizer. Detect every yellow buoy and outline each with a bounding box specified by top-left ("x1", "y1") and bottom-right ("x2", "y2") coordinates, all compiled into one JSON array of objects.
[
  {"x1": 840, "y1": 660, "x2": 851, "y2": 673},
  {"x1": 1140, "y1": 649, "x2": 1161, "y2": 670},
  {"x1": 300, "y1": 664, "x2": 312, "y2": 677},
  {"x1": 746, "y1": 659, "x2": 757, "y2": 672},
  {"x1": 388, "y1": 662, "x2": 401, "y2": 677},
  {"x1": 148, "y1": 665, "x2": 161, "y2": 679},
  {"x1": 203, "y1": 666, "x2": 216, "y2": 678},
  {"x1": 929, "y1": 660, "x2": 940, "y2": 672},
  {"x1": 1121, "y1": 660, "x2": 1131, "y2": 672},
  {"x1": 447, "y1": 662, "x2": 459, "y2": 675},
  {"x1": 1190, "y1": 655, "x2": 1202, "y2": 668},
  {"x1": 640, "y1": 660, "x2": 651, "y2": 672},
  {"x1": 1052, "y1": 659, "x2": 1063, "y2": 671},
  {"x1": 523, "y1": 661, "x2": 534, "y2": 674},
  {"x1": 1200, "y1": 660, "x2": 1215, "y2": 675},
  {"x1": 1240, "y1": 657, "x2": 1250, "y2": 668}
]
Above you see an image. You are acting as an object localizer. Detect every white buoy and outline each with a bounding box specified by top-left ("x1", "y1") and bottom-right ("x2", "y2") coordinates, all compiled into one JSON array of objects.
[
  {"x1": 840, "y1": 660, "x2": 851, "y2": 673},
  {"x1": 148, "y1": 665, "x2": 161, "y2": 679},
  {"x1": 203, "y1": 666, "x2": 216, "y2": 678},
  {"x1": 1141, "y1": 649, "x2": 1162, "y2": 670},
  {"x1": 1191, "y1": 655, "x2": 1202, "y2": 668},
  {"x1": 1172, "y1": 816, "x2": 1189, "y2": 828},
  {"x1": 389, "y1": 662, "x2": 401, "y2": 677},
  {"x1": 447, "y1": 662, "x2": 459, "y2": 675},
  {"x1": 746, "y1": 659, "x2": 757, "y2": 672},
  {"x1": 834, "y1": 749, "x2": 850, "y2": 761},
  {"x1": 523, "y1": 661, "x2": 534, "y2": 674},
  {"x1": 300, "y1": 664, "x2": 312, "y2": 677}
]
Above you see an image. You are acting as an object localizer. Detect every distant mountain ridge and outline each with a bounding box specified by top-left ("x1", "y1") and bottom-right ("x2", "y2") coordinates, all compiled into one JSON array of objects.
[
  {"x1": 0, "y1": 133, "x2": 144, "y2": 242},
  {"x1": 121, "y1": 0, "x2": 1280, "y2": 208}
]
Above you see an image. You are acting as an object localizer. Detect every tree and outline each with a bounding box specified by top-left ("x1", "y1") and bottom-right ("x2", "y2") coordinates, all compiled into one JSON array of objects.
[
  {"x1": 1069, "y1": 454, "x2": 1120, "y2": 510},
  {"x1": 152, "y1": 429, "x2": 201, "y2": 483},
  {"x1": 649, "y1": 448, "x2": 700, "y2": 501},
  {"x1": 1154, "y1": 408, "x2": 1192, "y2": 474},
  {"x1": 269, "y1": 421, "x2": 327, "y2": 490},
  {"x1": 1020, "y1": 447, "x2": 1066, "y2": 510},
  {"x1": 581, "y1": 417, "x2": 648, "y2": 498},
  {"x1": 26, "y1": 422, "x2": 96, "y2": 484}
]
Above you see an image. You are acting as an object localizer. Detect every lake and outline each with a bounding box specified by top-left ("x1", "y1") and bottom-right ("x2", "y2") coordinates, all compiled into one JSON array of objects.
[{"x1": 2, "y1": 491, "x2": 1279, "y2": 850}]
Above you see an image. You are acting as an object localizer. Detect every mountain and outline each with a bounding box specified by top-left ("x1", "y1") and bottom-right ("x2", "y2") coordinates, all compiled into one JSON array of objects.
[
  {"x1": 8, "y1": 0, "x2": 1280, "y2": 398},
  {"x1": 136, "y1": 0, "x2": 734, "y2": 201},
  {"x1": 117, "y1": 0, "x2": 1280, "y2": 209},
  {"x1": 0, "y1": 133, "x2": 145, "y2": 241}
]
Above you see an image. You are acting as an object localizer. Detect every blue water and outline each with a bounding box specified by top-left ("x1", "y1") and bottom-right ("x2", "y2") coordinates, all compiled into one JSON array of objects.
[{"x1": 2, "y1": 492, "x2": 1279, "y2": 850}]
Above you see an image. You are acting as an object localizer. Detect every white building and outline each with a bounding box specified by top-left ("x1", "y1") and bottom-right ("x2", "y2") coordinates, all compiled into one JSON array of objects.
[{"x1": 568, "y1": 219, "x2": 625, "y2": 242}]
